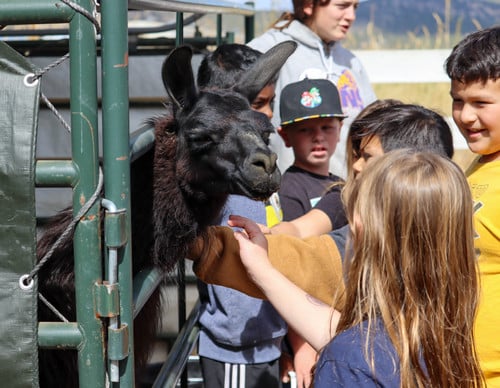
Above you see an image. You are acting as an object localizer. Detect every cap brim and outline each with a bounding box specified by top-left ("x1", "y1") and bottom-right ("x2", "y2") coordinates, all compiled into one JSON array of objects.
[{"x1": 281, "y1": 113, "x2": 347, "y2": 126}]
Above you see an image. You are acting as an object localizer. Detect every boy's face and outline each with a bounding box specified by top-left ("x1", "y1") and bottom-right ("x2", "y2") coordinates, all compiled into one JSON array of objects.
[
  {"x1": 278, "y1": 117, "x2": 341, "y2": 173},
  {"x1": 352, "y1": 134, "x2": 384, "y2": 176},
  {"x1": 450, "y1": 78, "x2": 500, "y2": 162},
  {"x1": 251, "y1": 83, "x2": 276, "y2": 120},
  {"x1": 304, "y1": 0, "x2": 359, "y2": 43}
]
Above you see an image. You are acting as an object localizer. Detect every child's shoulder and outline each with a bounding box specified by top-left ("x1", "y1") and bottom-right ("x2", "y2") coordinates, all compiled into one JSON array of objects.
[{"x1": 466, "y1": 157, "x2": 500, "y2": 178}]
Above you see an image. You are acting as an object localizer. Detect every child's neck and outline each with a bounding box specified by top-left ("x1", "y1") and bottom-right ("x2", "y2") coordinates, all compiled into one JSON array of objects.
[{"x1": 479, "y1": 150, "x2": 500, "y2": 163}]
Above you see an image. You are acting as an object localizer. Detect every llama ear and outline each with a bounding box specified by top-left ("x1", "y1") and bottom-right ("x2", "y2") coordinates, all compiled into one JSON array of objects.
[
  {"x1": 234, "y1": 41, "x2": 297, "y2": 102},
  {"x1": 162, "y1": 46, "x2": 198, "y2": 111}
]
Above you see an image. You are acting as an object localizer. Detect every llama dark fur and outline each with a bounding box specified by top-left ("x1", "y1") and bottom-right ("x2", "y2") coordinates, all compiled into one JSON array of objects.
[{"x1": 36, "y1": 43, "x2": 295, "y2": 387}]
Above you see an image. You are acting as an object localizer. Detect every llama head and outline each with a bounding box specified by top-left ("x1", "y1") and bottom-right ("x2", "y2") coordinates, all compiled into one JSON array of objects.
[{"x1": 160, "y1": 43, "x2": 296, "y2": 201}]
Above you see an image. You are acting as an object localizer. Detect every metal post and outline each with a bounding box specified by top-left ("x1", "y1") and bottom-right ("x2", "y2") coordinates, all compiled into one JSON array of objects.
[
  {"x1": 100, "y1": 0, "x2": 134, "y2": 385},
  {"x1": 0, "y1": 0, "x2": 74, "y2": 24},
  {"x1": 244, "y1": 2, "x2": 255, "y2": 42},
  {"x1": 175, "y1": 11, "x2": 188, "y2": 388},
  {"x1": 69, "y1": 1, "x2": 105, "y2": 387},
  {"x1": 216, "y1": 14, "x2": 222, "y2": 46}
]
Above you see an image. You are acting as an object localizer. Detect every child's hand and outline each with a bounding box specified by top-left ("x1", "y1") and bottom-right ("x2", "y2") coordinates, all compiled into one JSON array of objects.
[
  {"x1": 228, "y1": 214, "x2": 273, "y2": 282},
  {"x1": 257, "y1": 222, "x2": 272, "y2": 234}
]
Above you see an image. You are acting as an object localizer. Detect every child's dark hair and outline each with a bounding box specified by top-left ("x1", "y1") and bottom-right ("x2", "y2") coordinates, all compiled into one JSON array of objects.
[
  {"x1": 350, "y1": 104, "x2": 454, "y2": 160},
  {"x1": 445, "y1": 25, "x2": 500, "y2": 84},
  {"x1": 197, "y1": 44, "x2": 277, "y2": 89}
]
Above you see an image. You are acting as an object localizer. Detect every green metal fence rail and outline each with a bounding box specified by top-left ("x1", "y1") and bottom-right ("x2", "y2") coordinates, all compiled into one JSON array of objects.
[{"x1": 0, "y1": 0, "x2": 255, "y2": 387}]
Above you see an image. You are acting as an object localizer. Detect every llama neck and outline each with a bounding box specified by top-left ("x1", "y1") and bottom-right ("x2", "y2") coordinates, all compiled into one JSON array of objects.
[{"x1": 151, "y1": 127, "x2": 227, "y2": 271}]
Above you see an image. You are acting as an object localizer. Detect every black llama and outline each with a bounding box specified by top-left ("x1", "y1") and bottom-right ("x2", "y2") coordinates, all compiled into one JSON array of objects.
[{"x1": 36, "y1": 42, "x2": 296, "y2": 387}]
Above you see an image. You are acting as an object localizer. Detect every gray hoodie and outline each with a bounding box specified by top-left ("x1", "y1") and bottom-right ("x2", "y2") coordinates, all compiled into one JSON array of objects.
[{"x1": 249, "y1": 20, "x2": 376, "y2": 178}]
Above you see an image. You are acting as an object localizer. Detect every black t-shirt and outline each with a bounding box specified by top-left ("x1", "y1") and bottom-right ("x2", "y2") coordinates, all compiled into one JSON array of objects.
[
  {"x1": 278, "y1": 165, "x2": 347, "y2": 229},
  {"x1": 315, "y1": 189, "x2": 348, "y2": 230}
]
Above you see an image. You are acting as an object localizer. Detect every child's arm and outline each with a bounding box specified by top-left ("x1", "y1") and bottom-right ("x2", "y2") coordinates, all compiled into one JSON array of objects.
[
  {"x1": 230, "y1": 215, "x2": 340, "y2": 350},
  {"x1": 270, "y1": 208, "x2": 333, "y2": 238},
  {"x1": 189, "y1": 225, "x2": 346, "y2": 308}
]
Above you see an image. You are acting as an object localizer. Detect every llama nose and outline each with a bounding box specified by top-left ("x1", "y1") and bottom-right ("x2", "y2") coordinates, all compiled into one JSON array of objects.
[{"x1": 249, "y1": 151, "x2": 277, "y2": 174}]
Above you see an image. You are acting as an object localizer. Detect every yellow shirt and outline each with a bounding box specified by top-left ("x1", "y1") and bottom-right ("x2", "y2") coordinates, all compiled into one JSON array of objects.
[
  {"x1": 265, "y1": 192, "x2": 283, "y2": 227},
  {"x1": 468, "y1": 160, "x2": 500, "y2": 386}
]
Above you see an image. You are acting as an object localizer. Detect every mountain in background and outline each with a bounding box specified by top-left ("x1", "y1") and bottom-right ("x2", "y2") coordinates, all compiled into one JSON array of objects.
[
  {"x1": 131, "y1": 1, "x2": 498, "y2": 49},
  {"x1": 350, "y1": 0, "x2": 498, "y2": 35},
  {"x1": 248, "y1": 0, "x2": 498, "y2": 48}
]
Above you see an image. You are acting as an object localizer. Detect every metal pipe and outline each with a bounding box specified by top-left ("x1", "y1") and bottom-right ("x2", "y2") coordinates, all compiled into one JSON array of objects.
[
  {"x1": 100, "y1": 0, "x2": 134, "y2": 383},
  {"x1": 38, "y1": 322, "x2": 82, "y2": 348},
  {"x1": 128, "y1": 0, "x2": 254, "y2": 15},
  {"x1": 132, "y1": 267, "x2": 164, "y2": 319},
  {"x1": 35, "y1": 160, "x2": 78, "y2": 187},
  {"x1": 152, "y1": 300, "x2": 201, "y2": 388},
  {"x1": 0, "y1": 14, "x2": 204, "y2": 37},
  {"x1": 101, "y1": 199, "x2": 119, "y2": 382},
  {"x1": 68, "y1": 0, "x2": 105, "y2": 386},
  {"x1": 0, "y1": 0, "x2": 74, "y2": 25}
]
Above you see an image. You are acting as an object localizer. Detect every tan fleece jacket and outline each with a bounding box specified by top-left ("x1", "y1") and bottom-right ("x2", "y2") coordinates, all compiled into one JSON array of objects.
[{"x1": 190, "y1": 226, "x2": 346, "y2": 310}]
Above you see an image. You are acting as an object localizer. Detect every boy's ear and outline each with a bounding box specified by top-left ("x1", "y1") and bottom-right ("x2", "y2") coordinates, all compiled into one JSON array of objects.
[{"x1": 277, "y1": 126, "x2": 293, "y2": 148}]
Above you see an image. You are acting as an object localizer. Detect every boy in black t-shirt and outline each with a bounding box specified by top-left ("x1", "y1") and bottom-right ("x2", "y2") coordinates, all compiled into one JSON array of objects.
[
  {"x1": 276, "y1": 77, "x2": 348, "y2": 386},
  {"x1": 277, "y1": 78, "x2": 347, "y2": 226}
]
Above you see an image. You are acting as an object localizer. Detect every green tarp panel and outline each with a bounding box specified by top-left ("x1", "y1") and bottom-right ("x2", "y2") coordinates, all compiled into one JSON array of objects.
[{"x1": 0, "y1": 41, "x2": 40, "y2": 388}]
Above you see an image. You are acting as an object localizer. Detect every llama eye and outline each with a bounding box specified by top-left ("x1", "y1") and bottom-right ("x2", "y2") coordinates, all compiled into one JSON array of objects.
[{"x1": 187, "y1": 131, "x2": 215, "y2": 151}]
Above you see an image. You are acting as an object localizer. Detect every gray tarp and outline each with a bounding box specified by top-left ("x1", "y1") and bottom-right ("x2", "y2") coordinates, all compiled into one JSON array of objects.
[{"x1": 0, "y1": 41, "x2": 40, "y2": 387}]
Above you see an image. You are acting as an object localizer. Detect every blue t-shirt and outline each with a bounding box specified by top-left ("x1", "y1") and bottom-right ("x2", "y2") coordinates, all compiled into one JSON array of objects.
[
  {"x1": 197, "y1": 195, "x2": 287, "y2": 363},
  {"x1": 314, "y1": 319, "x2": 401, "y2": 387}
]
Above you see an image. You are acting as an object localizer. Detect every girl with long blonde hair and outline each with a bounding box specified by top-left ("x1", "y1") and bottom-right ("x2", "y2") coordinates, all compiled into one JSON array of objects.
[{"x1": 230, "y1": 150, "x2": 483, "y2": 387}]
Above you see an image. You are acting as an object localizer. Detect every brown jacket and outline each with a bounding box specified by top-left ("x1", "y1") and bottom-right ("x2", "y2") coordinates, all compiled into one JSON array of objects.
[{"x1": 190, "y1": 226, "x2": 346, "y2": 310}]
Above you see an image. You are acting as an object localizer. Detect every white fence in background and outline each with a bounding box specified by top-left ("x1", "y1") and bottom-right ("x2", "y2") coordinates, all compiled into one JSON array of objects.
[
  {"x1": 353, "y1": 49, "x2": 468, "y2": 151},
  {"x1": 353, "y1": 49, "x2": 452, "y2": 83}
]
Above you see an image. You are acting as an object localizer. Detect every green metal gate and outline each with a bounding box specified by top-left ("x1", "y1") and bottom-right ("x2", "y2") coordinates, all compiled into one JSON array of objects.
[{"x1": 0, "y1": 1, "x2": 255, "y2": 387}]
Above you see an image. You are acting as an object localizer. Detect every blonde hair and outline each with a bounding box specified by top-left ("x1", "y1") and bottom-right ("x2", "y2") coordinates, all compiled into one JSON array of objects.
[{"x1": 339, "y1": 150, "x2": 482, "y2": 387}]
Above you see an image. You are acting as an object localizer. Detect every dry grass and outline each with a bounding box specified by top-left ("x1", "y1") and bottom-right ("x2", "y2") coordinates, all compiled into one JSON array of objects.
[
  {"x1": 453, "y1": 149, "x2": 477, "y2": 172},
  {"x1": 372, "y1": 82, "x2": 477, "y2": 172},
  {"x1": 372, "y1": 82, "x2": 452, "y2": 116}
]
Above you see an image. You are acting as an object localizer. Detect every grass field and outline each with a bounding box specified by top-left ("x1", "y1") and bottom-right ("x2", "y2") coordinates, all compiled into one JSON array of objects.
[{"x1": 372, "y1": 82, "x2": 451, "y2": 115}]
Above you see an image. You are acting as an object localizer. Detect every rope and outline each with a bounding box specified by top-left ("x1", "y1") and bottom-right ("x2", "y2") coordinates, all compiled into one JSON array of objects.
[
  {"x1": 40, "y1": 92, "x2": 71, "y2": 132},
  {"x1": 38, "y1": 293, "x2": 70, "y2": 322},
  {"x1": 27, "y1": 53, "x2": 73, "y2": 131},
  {"x1": 60, "y1": 0, "x2": 101, "y2": 34},
  {"x1": 32, "y1": 52, "x2": 70, "y2": 82},
  {"x1": 24, "y1": 168, "x2": 104, "y2": 284}
]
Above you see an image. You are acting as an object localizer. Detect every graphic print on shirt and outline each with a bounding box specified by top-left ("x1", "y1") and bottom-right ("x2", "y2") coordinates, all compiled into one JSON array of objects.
[
  {"x1": 310, "y1": 196, "x2": 321, "y2": 208},
  {"x1": 337, "y1": 69, "x2": 364, "y2": 116},
  {"x1": 298, "y1": 68, "x2": 364, "y2": 118},
  {"x1": 473, "y1": 200, "x2": 484, "y2": 258}
]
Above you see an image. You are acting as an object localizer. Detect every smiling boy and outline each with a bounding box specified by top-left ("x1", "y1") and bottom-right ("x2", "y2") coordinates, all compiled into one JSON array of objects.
[{"x1": 446, "y1": 25, "x2": 500, "y2": 385}]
